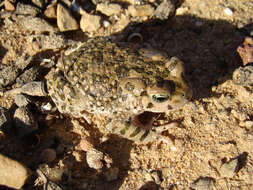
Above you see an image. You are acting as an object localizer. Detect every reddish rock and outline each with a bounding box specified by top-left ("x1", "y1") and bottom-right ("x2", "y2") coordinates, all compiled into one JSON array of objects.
[{"x1": 237, "y1": 37, "x2": 253, "y2": 65}]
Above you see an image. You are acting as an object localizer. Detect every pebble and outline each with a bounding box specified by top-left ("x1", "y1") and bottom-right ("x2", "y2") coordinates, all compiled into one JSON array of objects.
[
  {"x1": 175, "y1": 6, "x2": 189, "y2": 15},
  {"x1": 80, "y1": 13, "x2": 101, "y2": 33},
  {"x1": 15, "y1": 2, "x2": 41, "y2": 16},
  {"x1": 219, "y1": 158, "x2": 238, "y2": 178},
  {"x1": 44, "y1": 4, "x2": 57, "y2": 19},
  {"x1": 232, "y1": 66, "x2": 253, "y2": 86},
  {"x1": 0, "y1": 64, "x2": 20, "y2": 87},
  {"x1": 103, "y1": 20, "x2": 110, "y2": 28},
  {"x1": 16, "y1": 66, "x2": 40, "y2": 87},
  {"x1": 14, "y1": 106, "x2": 38, "y2": 139},
  {"x1": 154, "y1": 0, "x2": 175, "y2": 20},
  {"x1": 86, "y1": 148, "x2": 104, "y2": 169},
  {"x1": 4, "y1": 0, "x2": 15, "y2": 11},
  {"x1": 86, "y1": 148, "x2": 113, "y2": 169},
  {"x1": 6, "y1": 81, "x2": 47, "y2": 97},
  {"x1": 78, "y1": 137, "x2": 94, "y2": 152},
  {"x1": 0, "y1": 106, "x2": 11, "y2": 131},
  {"x1": 96, "y1": 3, "x2": 122, "y2": 16},
  {"x1": 19, "y1": 15, "x2": 57, "y2": 33},
  {"x1": 0, "y1": 153, "x2": 30, "y2": 189},
  {"x1": 14, "y1": 94, "x2": 31, "y2": 107},
  {"x1": 32, "y1": 0, "x2": 45, "y2": 9},
  {"x1": 40, "y1": 148, "x2": 57, "y2": 163},
  {"x1": 237, "y1": 37, "x2": 253, "y2": 66},
  {"x1": 57, "y1": 4, "x2": 79, "y2": 32},
  {"x1": 128, "y1": 5, "x2": 155, "y2": 17},
  {"x1": 191, "y1": 177, "x2": 215, "y2": 190},
  {"x1": 28, "y1": 33, "x2": 67, "y2": 53},
  {"x1": 223, "y1": 7, "x2": 233, "y2": 16}
]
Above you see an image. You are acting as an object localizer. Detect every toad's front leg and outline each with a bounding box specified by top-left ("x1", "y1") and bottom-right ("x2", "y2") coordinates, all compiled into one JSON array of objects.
[{"x1": 106, "y1": 116, "x2": 177, "y2": 150}]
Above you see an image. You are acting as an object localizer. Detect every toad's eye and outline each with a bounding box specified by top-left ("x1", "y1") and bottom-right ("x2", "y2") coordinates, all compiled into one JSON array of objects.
[{"x1": 152, "y1": 94, "x2": 169, "y2": 103}]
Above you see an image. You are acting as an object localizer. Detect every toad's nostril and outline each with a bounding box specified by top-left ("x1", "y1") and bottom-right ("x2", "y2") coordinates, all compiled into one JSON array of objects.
[{"x1": 152, "y1": 94, "x2": 169, "y2": 103}]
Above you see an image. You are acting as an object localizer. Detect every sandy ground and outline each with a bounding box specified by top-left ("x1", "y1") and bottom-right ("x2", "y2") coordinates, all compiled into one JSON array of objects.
[{"x1": 0, "y1": 0, "x2": 252, "y2": 189}]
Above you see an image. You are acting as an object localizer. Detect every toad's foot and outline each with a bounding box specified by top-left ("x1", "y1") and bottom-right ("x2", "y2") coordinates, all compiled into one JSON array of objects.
[{"x1": 106, "y1": 118, "x2": 177, "y2": 151}]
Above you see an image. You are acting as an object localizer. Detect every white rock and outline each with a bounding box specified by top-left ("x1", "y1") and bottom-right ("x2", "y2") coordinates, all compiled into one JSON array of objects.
[
  {"x1": 224, "y1": 7, "x2": 233, "y2": 16},
  {"x1": 80, "y1": 13, "x2": 101, "y2": 33},
  {"x1": 57, "y1": 4, "x2": 79, "y2": 31},
  {"x1": 96, "y1": 3, "x2": 122, "y2": 16}
]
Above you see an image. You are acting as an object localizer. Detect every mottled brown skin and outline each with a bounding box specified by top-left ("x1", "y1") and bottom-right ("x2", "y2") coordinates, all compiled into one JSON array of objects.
[{"x1": 46, "y1": 37, "x2": 192, "y2": 144}]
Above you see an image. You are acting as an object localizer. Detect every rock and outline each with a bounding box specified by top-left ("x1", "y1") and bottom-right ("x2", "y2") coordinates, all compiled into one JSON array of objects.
[
  {"x1": 111, "y1": 14, "x2": 130, "y2": 33},
  {"x1": 237, "y1": 37, "x2": 253, "y2": 65},
  {"x1": 14, "y1": 106, "x2": 38, "y2": 138},
  {"x1": 0, "y1": 153, "x2": 30, "y2": 189},
  {"x1": 16, "y1": 66, "x2": 40, "y2": 87},
  {"x1": 4, "y1": 0, "x2": 15, "y2": 11},
  {"x1": 15, "y1": 2, "x2": 41, "y2": 16},
  {"x1": 27, "y1": 33, "x2": 67, "y2": 53},
  {"x1": 154, "y1": 0, "x2": 175, "y2": 20},
  {"x1": 44, "y1": 3, "x2": 57, "y2": 19},
  {"x1": 128, "y1": 5, "x2": 155, "y2": 17},
  {"x1": 191, "y1": 177, "x2": 215, "y2": 190},
  {"x1": 57, "y1": 4, "x2": 79, "y2": 32},
  {"x1": 220, "y1": 158, "x2": 238, "y2": 178},
  {"x1": 14, "y1": 94, "x2": 32, "y2": 107},
  {"x1": 224, "y1": 7, "x2": 233, "y2": 16},
  {"x1": 78, "y1": 137, "x2": 94, "y2": 152},
  {"x1": 40, "y1": 148, "x2": 57, "y2": 163},
  {"x1": 96, "y1": 3, "x2": 122, "y2": 16},
  {"x1": 0, "y1": 64, "x2": 20, "y2": 86},
  {"x1": 104, "y1": 167, "x2": 119, "y2": 181},
  {"x1": 19, "y1": 15, "x2": 57, "y2": 33},
  {"x1": 233, "y1": 66, "x2": 253, "y2": 86},
  {"x1": 0, "y1": 107, "x2": 11, "y2": 132},
  {"x1": 32, "y1": 0, "x2": 45, "y2": 9},
  {"x1": 86, "y1": 148, "x2": 104, "y2": 169},
  {"x1": 6, "y1": 81, "x2": 47, "y2": 97},
  {"x1": 86, "y1": 148, "x2": 113, "y2": 169},
  {"x1": 80, "y1": 13, "x2": 101, "y2": 33}
]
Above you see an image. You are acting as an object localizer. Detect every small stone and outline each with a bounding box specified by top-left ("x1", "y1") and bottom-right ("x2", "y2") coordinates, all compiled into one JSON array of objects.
[
  {"x1": 4, "y1": 0, "x2": 15, "y2": 11},
  {"x1": 14, "y1": 106, "x2": 37, "y2": 139},
  {"x1": 103, "y1": 20, "x2": 110, "y2": 28},
  {"x1": 15, "y1": 2, "x2": 41, "y2": 16},
  {"x1": 0, "y1": 153, "x2": 30, "y2": 189},
  {"x1": 86, "y1": 148, "x2": 104, "y2": 169},
  {"x1": 224, "y1": 7, "x2": 233, "y2": 16},
  {"x1": 0, "y1": 107, "x2": 11, "y2": 132},
  {"x1": 44, "y1": 4, "x2": 57, "y2": 19},
  {"x1": 233, "y1": 66, "x2": 253, "y2": 86},
  {"x1": 16, "y1": 66, "x2": 40, "y2": 87},
  {"x1": 154, "y1": 0, "x2": 175, "y2": 20},
  {"x1": 32, "y1": 0, "x2": 45, "y2": 9},
  {"x1": 191, "y1": 177, "x2": 215, "y2": 190},
  {"x1": 104, "y1": 167, "x2": 119, "y2": 181},
  {"x1": 220, "y1": 158, "x2": 238, "y2": 178},
  {"x1": 19, "y1": 16, "x2": 57, "y2": 33},
  {"x1": 40, "y1": 148, "x2": 57, "y2": 163},
  {"x1": 175, "y1": 7, "x2": 189, "y2": 15},
  {"x1": 80, "y1": 13, "x2": 101, "y2": 33},
  {"x1": 96, "y1": 3, "x2": 122, "y2": 16},
  {"x1": 237, "y1": 37, "x2": 253, "y2": 66},
  {"x1": 6, "y1": 81, "x2": 47, "y2": 97},
  {"x1": 0, "y1": 64, "x2": 20, "y2": 87},
  {"x1": 57, "y1": 4, "x2": 79, "y2": 32},
  {"x1": 14, "y1": 94, "x2": 31, "y2": 107},
  {"x1": 128, "y1": 5, "x2": 155, "y2": 17},
  {"x1": 79, "y1": 137, "x2": 94, "y2": 152},
  {"x1": 111, "y1": 14, "x2": 130, "y2": 33}
]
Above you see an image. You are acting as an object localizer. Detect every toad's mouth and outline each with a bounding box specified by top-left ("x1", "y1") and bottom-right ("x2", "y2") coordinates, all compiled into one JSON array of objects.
[{"x1": 151, "y1": 94, "x2": 169, "y2": 103}]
